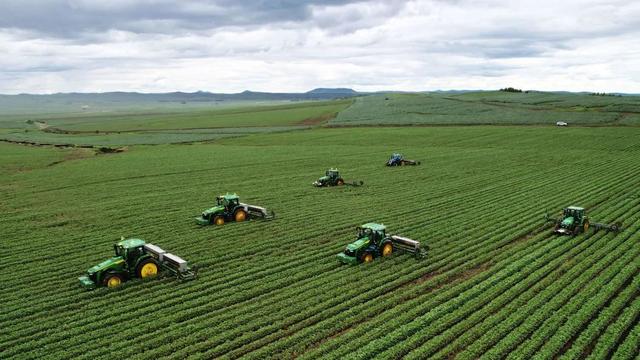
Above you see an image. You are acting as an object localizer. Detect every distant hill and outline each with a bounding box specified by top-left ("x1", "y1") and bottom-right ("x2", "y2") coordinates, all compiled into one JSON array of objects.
[
  {"x1": 306, "y1": 88, "x2": 357, "y2": 94},
  {"x1": 1, "y1": 89, "x2": 360, "y2": 104},
  {"x1": 0, "y1": 90, "x2": 361, "y2": 115}
]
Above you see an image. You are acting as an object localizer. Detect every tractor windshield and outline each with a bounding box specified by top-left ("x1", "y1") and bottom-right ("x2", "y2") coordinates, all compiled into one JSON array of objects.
[
  {"x1": 357, "y1": 227, "x2": 372, "y2": 239},
  {"x1": 114, "y1": 245, "x2": 123, "y2": 257},
  {"x1": 216, "y1": 197, "x2": 223, "y2": 206}
]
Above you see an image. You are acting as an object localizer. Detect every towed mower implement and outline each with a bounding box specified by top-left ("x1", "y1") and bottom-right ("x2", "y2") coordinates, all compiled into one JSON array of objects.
[
  {"x1": 389, "y1": 235, "x2": 425, "y2": 257},
  {"x1": 79, "y1": 238, "x2": 196, "y2": 290},
  {"x1": 313, "y1": 168, "x2": 364, "y2": 187},
  {"x1": 545, "y1": 206, "x2": 623, "y2": 236},
  {"x1": 337, "y1": 223, "x2": 426, "y2": 265},
  {"x1": 196, "y1": 193, "x2": 275, "y2": 226},
  {"x1": 386, "y1": 153, "x2": 421, "y2": 166}
]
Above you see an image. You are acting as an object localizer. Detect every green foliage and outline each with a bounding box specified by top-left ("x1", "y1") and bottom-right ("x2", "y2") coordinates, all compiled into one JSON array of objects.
[
  {"x1": 1, "y1": 126, "x2": 639, "y2": 358},
  {"x1": 500, "y1": 87, "x2": 523, "y2": 93},
  {"x1": 332, "y1": 91, "x2": 640, "y2": 125},
  {"x1": 0, "y1": 99, "x2": 351, "y2": 146}
]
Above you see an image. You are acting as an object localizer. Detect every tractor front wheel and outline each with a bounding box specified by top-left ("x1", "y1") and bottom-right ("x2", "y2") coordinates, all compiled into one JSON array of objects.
[
  {"x1": 382, "y1": 242, "x2": 393, "y2": 257},
  {"x1": 234, "y1": 209, "x2": 247, "y2": 222},
  {"x1": 104, "y1": 273, "x2": 124, "y2": 288},
  {"x1": 583, "y1": 220, "x2": 590, "y2": 233},
  {"x1": 361, "y1": 252, "x2": 374, "y2": 263},
  {"x1": 213, "y1": 215, "x2": 225, "y2": 226},
  {"x1": 137, "y1": 259, "x2": 159, "y2": 279},
  {"x1": 337, "y1": 179, "x2": 344, "y2": 186}
]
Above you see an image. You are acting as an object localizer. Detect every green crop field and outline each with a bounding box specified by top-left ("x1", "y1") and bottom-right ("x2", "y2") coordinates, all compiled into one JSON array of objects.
[
  {"x1": 0, "y1": 99, "x2": 351, "y2": 146},
  {"x1": 333, "y1": 92, "x2": 640, "y2": 126},
  {"x1": 1, "y1": 122, "x2": 639, "y2": 358}
]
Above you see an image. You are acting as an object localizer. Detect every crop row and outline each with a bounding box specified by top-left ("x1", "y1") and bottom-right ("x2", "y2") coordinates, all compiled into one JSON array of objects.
[
  {"x1": 3, "y1": 159, "x2": 636, "y2": 358},
  {"x1": 318, "y1": 198, "x2": 640, "y2": 360},
  {"x1": 435, "y1": 205, "x2": 640, "y2": 359},
  {"x1": 159, "y1": 162, "x2": 640, "y2": 358},
  {"x1": 1, "y1": 141, "x2": 600, "y2": 312}
]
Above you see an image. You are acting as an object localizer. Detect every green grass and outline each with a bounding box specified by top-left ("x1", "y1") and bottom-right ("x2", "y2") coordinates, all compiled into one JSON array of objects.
[
  {"x1": 1, "y1": 126, "x2": 308, "y2": 146},
  {"x1": 332, "y1": 92, "x2": 640, "y2": 126},
  {"x1": 1, "y1": 126, "x2": 638, "y2": 359},
  {"x1": 4, "y1": 91, "x2": 640, "y2": 147},
  {"x1": 0, "y1": 99, "x2": 351, "y2": 146},
  {"x1": 0, "y1": 142, "x2": 71, "y2": 174},
  {"x1": 8, "y1": 100, "x2": 351, "y2": 131}
]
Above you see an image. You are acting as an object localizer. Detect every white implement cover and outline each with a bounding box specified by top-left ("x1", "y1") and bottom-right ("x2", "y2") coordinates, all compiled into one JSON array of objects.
[
  {"x1": 144, "y1": 243, "x2": 166, "y2": 262},
  {"x1": 239, "y1": 202, "x2": 274, "y2": 219},
  {"x1": 145, "y1": 243, "x2": 189, "y2": 273},
  {"x1": 390, "y1": 235, "x2": 422, "y2": 254},
  {"x1": 163, "y1": 253, "x2": 188, "y2": 273}
]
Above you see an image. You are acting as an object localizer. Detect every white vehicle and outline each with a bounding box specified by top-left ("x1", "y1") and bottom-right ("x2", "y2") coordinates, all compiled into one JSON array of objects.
[{"x1": 556, "y1": 121, "x2": 568, "y2": 126}]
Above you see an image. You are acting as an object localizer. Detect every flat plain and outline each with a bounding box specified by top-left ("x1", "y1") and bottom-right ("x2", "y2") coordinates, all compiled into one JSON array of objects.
[{"x1": 1, "y1": 92, "x2": 639, "y2": 359}]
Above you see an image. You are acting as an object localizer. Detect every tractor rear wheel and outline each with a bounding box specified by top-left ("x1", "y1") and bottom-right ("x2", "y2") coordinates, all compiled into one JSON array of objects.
[
  {"x1": 137, "y1": 259, "x2": 159, "y2": 279},
  {"x1": 234, "y1": 209, "x2": 247, "y2": 222},
  {"x1": 213, "y1": 215, "x2": 225, "y2": 226},
  {"x1": 337, "y1": 179, "x2": 344, "y2": 186},
  {"x1": 103, "y1": 273, "x2": 124, "y2": 288},
  {"x1": 361, "y1": 252, "x2": 374, "y2": 263},
  {"x1": 611, "y1": 222, "x2": 622, "y2": 232},
  {"x1": 573, "y1": 226, "x2": 581, "y2": 236},
  {"x1": 382, "y1": 242, "x2": 393, "y2": 257}
]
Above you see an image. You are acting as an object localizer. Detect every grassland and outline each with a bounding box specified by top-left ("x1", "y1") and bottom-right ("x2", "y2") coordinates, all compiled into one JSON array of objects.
[
  {"x1": 333, "y1": 92, "x2": 640, "y2": 126},
  {"x1": 1, "y1": 125, "x2": 639, "y2": 359},
  {"x1": 3, "y1": 91, "x2": 640, "y2": 147},
  {"x1": 0, "y1": 99, "x2": 351, "y2": 146}
]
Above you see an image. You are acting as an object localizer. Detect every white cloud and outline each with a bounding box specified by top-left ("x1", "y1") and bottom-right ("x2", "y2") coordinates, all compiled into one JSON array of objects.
[{"x1": 0, "y1": 0, "x2": 639, "y2": 93}]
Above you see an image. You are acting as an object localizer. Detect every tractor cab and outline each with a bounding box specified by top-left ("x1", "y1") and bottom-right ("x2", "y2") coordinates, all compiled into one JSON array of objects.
[
  {"x1": 217, "y1": 193, "x2": 240, "y2": 211},
  {"x1": 114, "y1": 238, "x2": 147, "y2": 268},
  {"x1": 560, "y1": 206, "x2": 585, "y2": 227},
  {"x1": 554, "y1": 206, "x2": 588, "y2": 235},
  {"x1": 357, "y1": 223, "x2": 386, "y2": 245},
  {"x1": 314, "y1": 168, "x2": 346, "y2": 187},
  {"x1": 338, "y1": 222, "x2": 404, "y2": 265},
  {"x1": 326, "y1": 168, "x2": 340, "y2": 180},
  {"x1": 563, "y1": 206, "x2": 584, "y2": 221},
  {"x1": 388, "y1": 153, "x2": 403, "y2": 164}
]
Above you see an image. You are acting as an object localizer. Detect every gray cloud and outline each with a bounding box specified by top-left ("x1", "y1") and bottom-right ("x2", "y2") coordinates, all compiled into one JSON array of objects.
[
  {"x1": 0, "y1": 0, "x2": 639, "y2": 94},
  {"x1": 0, "y1": 0, "x2": 364, "y2": 38}
]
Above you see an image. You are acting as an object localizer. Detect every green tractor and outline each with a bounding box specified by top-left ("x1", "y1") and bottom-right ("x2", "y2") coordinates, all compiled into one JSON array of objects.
[
  {"x1": 313, "y1": 168, "x2": 364, "y2": 187},
  {"x1": 195, "y1": 193, "x2": 275, "y2": 226},
  {"x1": 79, "y1": 238, "x2": 196, "y2": 290},
  {"x1": 337, "y1": 223, "x2": 426, "y2": 265},
  {"x1": 545, "y1": 206, "x2": 623, "y2": 236}
]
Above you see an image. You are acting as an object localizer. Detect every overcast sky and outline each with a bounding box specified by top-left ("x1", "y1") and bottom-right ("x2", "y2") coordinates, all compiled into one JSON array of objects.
[{"x1": 1, "y1": 0, "x2": 639, "y2": 94}]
